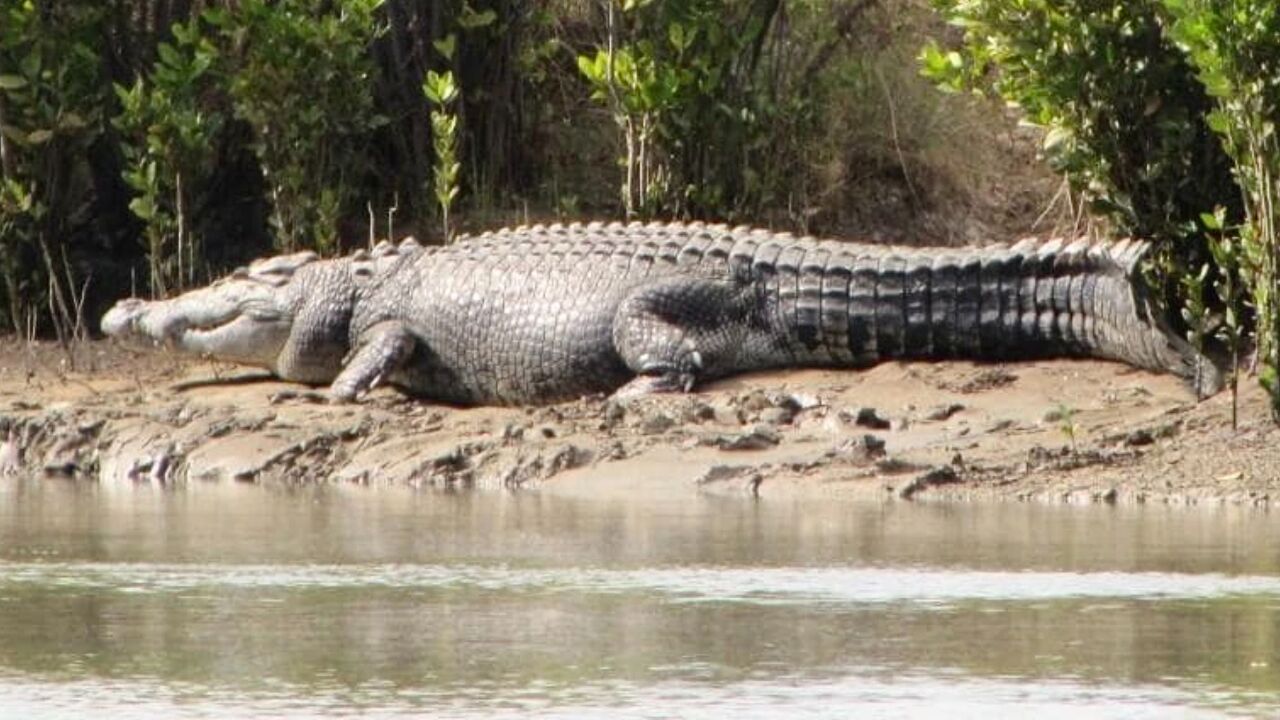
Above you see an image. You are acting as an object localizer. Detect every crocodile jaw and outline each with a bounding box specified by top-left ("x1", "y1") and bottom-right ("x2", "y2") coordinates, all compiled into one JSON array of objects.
[{"x1": 101, "y1": 289, "x2": 292, "y2": 370}]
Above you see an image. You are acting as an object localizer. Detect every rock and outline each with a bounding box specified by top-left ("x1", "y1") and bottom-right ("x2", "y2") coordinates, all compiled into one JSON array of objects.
[
  {"x1": 639, "y1": 413, "x2": 676, "y2": 435},
  {"x1": 713, "y1": 404, "x2": 744, "y2": 426},
  {"x1": 738, "y1": 390, "x2": 773, "y2": 413},
  {"x1": 925, "y1": 403, "x2": 965, "y2": 421},
  {"x1": 985, "y1": 419, "x2": 1015, "y2": 433},
  {"x1": 502, "y1": 423, "x2": 526, "y2": 442},
  {"x1": 534, "y1": 407, "x2": 565, "y2": 424},
  {"x1": 715, "y1": 424, "x2": 781, "y2": 451},
  {"x1": 410, "y1": 445, "x2": 478, "y2": 486},
  {"x1": 126, "y1": 444, "x2": 180, "y2": 484},
  {"x1": 599, "y1": 441, "x2": 628, "y2": 461},
  {"x1": 899, "y1": 465, "x2": 961, "y2": 499},
  {"x1": 680, "y1": 401, "x2": 716, "y2": 424},
  {"x1": 758, "y1": 406, "x2": 795, "y2": 426},
  {"x1": 546, "y1": 444, "x2": 590, "y2": 474},
  {"x1": 693, "y1": 464, "x2": 764, "y2": 496},
  {"x1": 694, "y1": 464, "x2": 753, "y2": 484},
  {"x1": 786, "y1": 392, "x2": 823, "y2": 411},
  {"x1": 831, "y1": 434, "x2": 886, "y2": 462},
  {"x1": 493, "y1": 444, "x2": 592, "y2": 489},
  {"x1": 853, "y1": 407, "x2": 891, "y2": 430},
  {"x1": 1026, "y1": 444, "x2": 1060, "y2": 467},
  {"x1": 875, "y1": 457, "x2": 927, "y2": 475},
  {"x1": 601, "y1": 400, "x2": 626, "y2": 426},
  {"x1": 43, "y1": 461, "x2": 79, "y2": 478},
  {"x1": 1124, "y1": 428, "x2": 1155, "y2": 447}
]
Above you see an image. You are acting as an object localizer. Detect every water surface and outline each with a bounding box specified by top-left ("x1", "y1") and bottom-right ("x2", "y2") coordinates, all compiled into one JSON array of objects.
[{"x1": 0, "y1": 480, "x2": 1277, "y2": 718}]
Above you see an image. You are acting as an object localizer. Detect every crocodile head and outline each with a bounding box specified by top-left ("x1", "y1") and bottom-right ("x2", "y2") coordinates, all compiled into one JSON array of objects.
[{"x1": 101, "y1": 250, "x2": 359, "y2": 384}]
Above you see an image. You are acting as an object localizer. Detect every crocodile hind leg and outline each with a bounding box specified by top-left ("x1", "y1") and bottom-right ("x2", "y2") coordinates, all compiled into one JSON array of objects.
[
  {"x1": 611, "y1": 277, "x2": 753, "y2": 398},
  {"x1": 328, "y1": 321, "x2": 415, "y2": 401}
]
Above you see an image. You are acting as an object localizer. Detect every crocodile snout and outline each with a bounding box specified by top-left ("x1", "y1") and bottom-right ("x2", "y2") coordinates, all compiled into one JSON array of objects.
[
  {"x1": 100, "y1": 298, "x2": 147, "y2": 338},
  {"x1": 101, "y1": 298, "x2": 188, "y2": 345}
]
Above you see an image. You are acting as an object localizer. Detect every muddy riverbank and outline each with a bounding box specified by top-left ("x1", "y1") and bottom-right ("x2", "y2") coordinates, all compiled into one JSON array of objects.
[{"x1": 1, "y1": 341, "x2": 1277, "y2": 504}]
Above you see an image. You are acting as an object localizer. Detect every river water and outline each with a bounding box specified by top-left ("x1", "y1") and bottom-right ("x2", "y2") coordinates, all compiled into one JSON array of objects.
[{"x1": 0, "y1": 480, "x2": 1277, "y2": 718}]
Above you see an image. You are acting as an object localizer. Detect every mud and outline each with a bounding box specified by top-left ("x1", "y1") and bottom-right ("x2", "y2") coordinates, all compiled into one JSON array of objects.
[{"x1": 1, "y1": 341, "x2": 1277, "y2": 504}]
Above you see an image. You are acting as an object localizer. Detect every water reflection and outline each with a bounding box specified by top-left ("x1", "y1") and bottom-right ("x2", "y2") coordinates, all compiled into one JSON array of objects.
[{"x1": 0, "y1": 480, "x2": 1277, "y2": 718}]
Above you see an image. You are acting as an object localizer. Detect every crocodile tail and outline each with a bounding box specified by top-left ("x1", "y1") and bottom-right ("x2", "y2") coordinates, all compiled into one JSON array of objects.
[
  {"x1": 782, "y1": 237, "x2": 1221, "y2": 395},
  {"x1": 1088, "y1": 239, "x2": 1223, "y2": 396}
]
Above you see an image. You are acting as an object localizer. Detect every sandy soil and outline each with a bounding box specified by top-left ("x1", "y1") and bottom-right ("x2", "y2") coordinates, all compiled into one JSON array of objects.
[{"x1": 0, "y1": 340, "x2": 1277, "y2": 504}]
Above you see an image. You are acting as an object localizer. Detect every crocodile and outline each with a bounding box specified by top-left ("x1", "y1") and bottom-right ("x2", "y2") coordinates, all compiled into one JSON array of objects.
[{"x1": 100, "y1": 221, "x2": 1220, "y2": 405}]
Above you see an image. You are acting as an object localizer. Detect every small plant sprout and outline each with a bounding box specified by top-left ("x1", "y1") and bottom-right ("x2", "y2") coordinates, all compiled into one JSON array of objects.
[
  {"x1": 1055, "y1": 402, "x2": 1079, "y2": 452},
  {"x1": 1202, "y1": 207, "x2": 1246, "y2": 430},
  {"x1": 423, "y1": 67, "x2": 461, "y2": 242}
]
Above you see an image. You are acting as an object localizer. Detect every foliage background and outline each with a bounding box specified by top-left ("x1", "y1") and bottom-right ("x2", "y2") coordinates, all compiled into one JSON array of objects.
[{"x1": 0, "y1": 0, "x2": 1055, "y2": 338}]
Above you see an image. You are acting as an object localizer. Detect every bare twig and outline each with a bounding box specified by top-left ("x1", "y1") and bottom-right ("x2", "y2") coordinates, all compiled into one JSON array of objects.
[
  {"x1": 876, "y1": 68, "x2": 921, "y2": 214},
  {"x1": 1032, "y1": 176, "x2": 1070, "y2": 233},
  {"x1": 60, "y1": 244, "x2": 89, "y2": 343},
  {"x1": 387, "y1": 192, "x2": 399, "y2": 242}
]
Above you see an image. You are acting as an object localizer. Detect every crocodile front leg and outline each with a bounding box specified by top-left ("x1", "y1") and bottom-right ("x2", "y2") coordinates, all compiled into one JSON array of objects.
[
  {"x1": 611, "y1": 277, "x2": 753, "y2": 398},
  {"x1": 329, "y1": 321, "x2": 415, "y2": 401}
]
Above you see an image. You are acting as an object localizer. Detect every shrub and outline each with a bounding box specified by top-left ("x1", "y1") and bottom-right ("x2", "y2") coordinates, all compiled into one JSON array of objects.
[
  {"x1": 114, "y1": 13, "x2": 225, "y2": 296},
  {"x1": 0, "y1": 2, "x2": 107, "y2": 341},
  {"x1": 1163, "y1": 0, "x2": 1280, "y2": 418},
  {"x1": 225, "y1": 0, "x2": 387, "y2": 253},
  {"x1": 576, "y1": 0, "x2": 823, "y2": 220},
  {"x1": 922, "y1": 0, "x2": 1240, "y2": 260}
]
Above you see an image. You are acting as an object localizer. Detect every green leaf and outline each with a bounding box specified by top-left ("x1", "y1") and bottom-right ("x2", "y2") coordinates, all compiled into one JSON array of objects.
[
  {"x1": 0, "y1": 74, "x2": 27, "y2": 90},
  {"x1": 157, "y1": 42, "x2": 181, "y2": 69},
  {"x1": 668, "y1": 23, "x2": 686, "y2": 52},
  {"x1": 423, "y1": 70, "x2": 458, "y2": 106},
  {"x1": 1200, "y1": 210, "x2": 1223, "y2": 230},
  {"x1": 576, "y1": 54, "x2": 597, "y2": 83},
  {"x1": 58, "y1": 112, "x2": 88, "y2": 131},
  {"x1": 26, "y1": 128, "x2": 53, "y2": 145},
  {"x1": 129, "y1": 196, "x2": 156, "y2": 221},
  {"x1": 1206, "y1": 109, "x2": 1230, "y2": 135},
  {"x1": 433, "y1": 34, "x2": 456, "y2": 61},
  {"x1": 457, "y1": 7, "x2": 497, "y2": 29}
]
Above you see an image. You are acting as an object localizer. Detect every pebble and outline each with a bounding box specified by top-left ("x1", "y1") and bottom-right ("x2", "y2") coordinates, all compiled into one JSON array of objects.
[
  {"x1": 713, "y1": 405, "x2": 744, "y2": 426},
  {"x1": 854, "y1": 407, "x2": 891, "y2": 430},
  {"x1": 716, "y1": 425, "x2": 781, "y2": 451},
  {"x1": 924, "y1": 403, "x2": 965, "y2": 421},
  {"x1": 639, "y1": 413, "x2": 676, "y2": 435},
  {"x1": 758, "y1": 407, "x2": 795, "y2": 426}
]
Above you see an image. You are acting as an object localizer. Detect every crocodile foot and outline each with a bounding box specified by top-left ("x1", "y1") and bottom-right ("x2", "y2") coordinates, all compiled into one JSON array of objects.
[{"x1": 611, "y1": 374, "x2": 691, "y2": 400}]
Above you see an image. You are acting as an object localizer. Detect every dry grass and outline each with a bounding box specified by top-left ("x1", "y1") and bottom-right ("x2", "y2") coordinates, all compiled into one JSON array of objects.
[{"x1": 798, "y1": 0, "x2": 1059, "y2": 246}]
